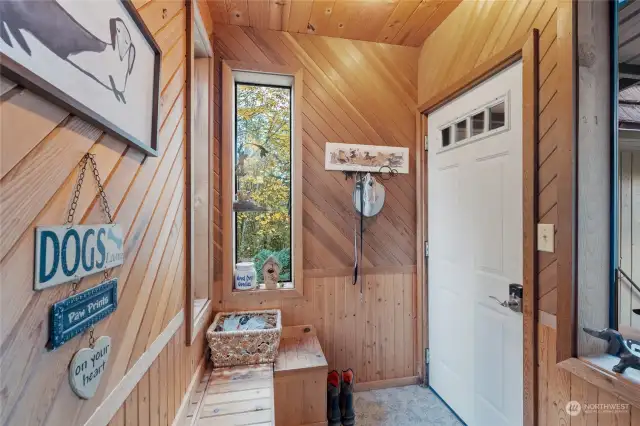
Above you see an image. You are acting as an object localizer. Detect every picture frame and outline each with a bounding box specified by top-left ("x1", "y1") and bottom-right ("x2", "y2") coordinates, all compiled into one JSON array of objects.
[
  {"x1": 324, "y1": 142, "x2": 410, "y2": 174},
  {"x1": 0, "y1": 0, "x2": 162, "y2": 156}
]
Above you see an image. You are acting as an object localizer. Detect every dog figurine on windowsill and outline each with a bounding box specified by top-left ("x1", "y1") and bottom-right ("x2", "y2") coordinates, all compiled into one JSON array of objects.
[
  {"x1": 262, "y1": 256, "x2": 281, "y2": 290},
  {"x1": 583, "y1": 327, "x2": 640, "y2": 374}
]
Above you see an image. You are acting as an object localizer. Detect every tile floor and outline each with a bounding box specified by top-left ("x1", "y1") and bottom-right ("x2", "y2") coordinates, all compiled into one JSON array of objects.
[{"x1": 354, "y1": 385, "x2": 463, "y2": 426}]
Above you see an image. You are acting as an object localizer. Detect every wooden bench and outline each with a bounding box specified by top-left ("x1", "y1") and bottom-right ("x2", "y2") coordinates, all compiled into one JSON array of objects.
[
  {"x1": 192, "y1": 364, "x2": 275, "y2": 425},
  {"x1": 188, "y1": 325, "x2": 327, "y2": 426},
  {"x1": 274, "y1": 325, "x2": 328, "y2": 426}
]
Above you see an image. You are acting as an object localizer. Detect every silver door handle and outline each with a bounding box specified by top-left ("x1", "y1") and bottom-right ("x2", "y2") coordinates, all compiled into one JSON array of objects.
[
  {"x1": 489, "y1": 295, "x2": 522, "y2": 313},
  {"x1": 489, "y1": 296, "x2": 508, "y2": 307}
]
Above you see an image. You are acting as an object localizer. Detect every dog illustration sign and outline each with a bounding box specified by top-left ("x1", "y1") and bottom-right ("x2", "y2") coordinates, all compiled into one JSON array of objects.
[
  {"x1": 35, "y1": 224, "x2": 124, "y2": 290},
  {"x1": 0, "y1": 0, "x2": 161, "y2": 156}
]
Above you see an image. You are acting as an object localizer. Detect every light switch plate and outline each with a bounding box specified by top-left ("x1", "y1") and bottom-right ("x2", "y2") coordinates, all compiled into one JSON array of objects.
[{"x1": 537, "y1": 224, "x2": 555, "y2": 253}]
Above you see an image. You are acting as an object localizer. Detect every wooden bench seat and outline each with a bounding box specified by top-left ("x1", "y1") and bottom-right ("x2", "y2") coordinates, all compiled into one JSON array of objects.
[
  {"x1": 188, "y1": 325, "x2": 328, "y2": 426},
  {"x1": 194, "y1": 364, "x2": 275, "y2": 425},
  {"x1": 274, "y1": 325, "x2": 328, "y2": 426}
]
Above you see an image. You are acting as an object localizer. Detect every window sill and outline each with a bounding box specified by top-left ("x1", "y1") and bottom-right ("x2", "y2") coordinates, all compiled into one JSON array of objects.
[
  {"x1": 558, "y1": 355, "x2": 640, "y2": 407},
  {"x1": 228, "y1": 281, "x2": 303, "y2": 301},
  {"x1": 190, "y1": 299, "x2": 212, "y2": 345}
]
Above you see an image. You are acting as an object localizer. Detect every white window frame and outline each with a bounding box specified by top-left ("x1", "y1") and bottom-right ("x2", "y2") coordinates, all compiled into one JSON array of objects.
[
  {"x1": 221, "y1": 61, "x2": 304, "y2": 301},
  {"x1": 437, "y1": 92, "x2": 511, "y2": 153}
]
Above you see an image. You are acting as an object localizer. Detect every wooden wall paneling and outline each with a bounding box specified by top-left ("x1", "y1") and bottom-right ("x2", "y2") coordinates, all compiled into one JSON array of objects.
[
  {"x1": 554, "y1": 0, "x2": 576, "y2": 363},
  {"x1": 0, "y1": 89, "x2": 69, "y2": 179},
  {"x1": 185, "y1": 0, "x2": 196, "y2": 345},
  {"x1": 196, "y1": 0, "x2": 215, "y2": 36},
  {"x1": 416, "y1": 113, "x2": 428, "y2": 383},
  {"x1": 0, "y1": 117, "x2": 102, "y2": 259},
  {"x1": 538, "y1": 323, "x2": 640, "y2": 425},
  {"x1": 213, "y1": 270, "x2": 416, "y2": 386},
  {"x1": 0, "y1": 75, "x2": 16, "y2": 95},
  {"x1": 213, "y1": 24, "x2": 419, "y2": 354},
  {"x1": 193, "y1": 58, "x2": 213, "y2": 300},
  {"x1": 523, "y1": 29, "x2": 540, "y2": 426},
  {"x1": 0, "y1": 0, "x2": 214, "y2": 424},
  {"x1": 128, "y1": 216, "x2": 186, "y2": 366}
]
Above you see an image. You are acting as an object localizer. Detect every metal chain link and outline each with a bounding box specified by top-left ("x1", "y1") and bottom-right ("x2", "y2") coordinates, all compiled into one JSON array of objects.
[
  {"x1": 66, "y1": 155, "x2": 90, "y2": 227},
  {"x1": 66, "y1": 153, "x2": 115, "y2": 348}
]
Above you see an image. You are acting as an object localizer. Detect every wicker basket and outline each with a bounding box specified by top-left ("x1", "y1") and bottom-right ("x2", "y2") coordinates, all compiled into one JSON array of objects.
[{"x1": 206, "y1": 309, "x2": 282, "y2": 367}]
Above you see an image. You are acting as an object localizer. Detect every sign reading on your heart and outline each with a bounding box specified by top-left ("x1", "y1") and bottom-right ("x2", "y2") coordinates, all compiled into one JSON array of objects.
[{"x1": 69, "y1": 336, "x2": 111, "y2": 399}]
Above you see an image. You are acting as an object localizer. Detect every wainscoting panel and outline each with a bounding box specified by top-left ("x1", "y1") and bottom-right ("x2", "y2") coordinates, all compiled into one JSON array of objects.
[
  {"x1": 219, "y1": 269, "x2": 417, "y2": 383},
  {"x1": 107, "y1": 323, "x2": 207, "y2": 426},
  {"x1": 537, "y1": 323, "x2": 640, "y2": 425}
]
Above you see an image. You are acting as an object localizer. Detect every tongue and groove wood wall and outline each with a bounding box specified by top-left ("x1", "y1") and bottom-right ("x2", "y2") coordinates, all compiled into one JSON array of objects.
[
  {"x1": 211, "y1": 24, "x2": 421, "y2": 384},
  {"x1": 0, "y1": 1, "x2": 213, "y2": 425}
]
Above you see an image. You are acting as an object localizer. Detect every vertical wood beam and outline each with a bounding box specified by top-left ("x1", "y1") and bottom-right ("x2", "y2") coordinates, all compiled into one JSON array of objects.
[
  {"x1": 555, "y1": 0, "x2": 578, "y2": 364},
  {"x1": 185, "y1": 0, "x2": 195, "y2": 345},
  {"x1": 415, "y1": 111, "x2": 426, "y2": 380},
  {"x1": 523, "y1": 29, "x2": 540, "y2": 426}
]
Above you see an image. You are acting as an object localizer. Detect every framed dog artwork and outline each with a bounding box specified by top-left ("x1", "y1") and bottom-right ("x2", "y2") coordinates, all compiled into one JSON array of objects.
[{"x1": 0, "y1": 0, "x2": 161, "y2": 156}]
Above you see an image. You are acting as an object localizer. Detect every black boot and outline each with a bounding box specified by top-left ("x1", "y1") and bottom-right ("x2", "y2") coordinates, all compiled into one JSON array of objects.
[
  {"x1": 327, "y1": 370, "x2": 341, "y2": 426},
  {"x1": 340, "y1": 369, "x2": 355, "y2": 426}
]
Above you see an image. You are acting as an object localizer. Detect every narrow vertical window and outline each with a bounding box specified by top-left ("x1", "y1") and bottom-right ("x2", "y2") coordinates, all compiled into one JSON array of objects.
[{"x1": 234, "y1": 83, "x2": 293, "y2": 285}]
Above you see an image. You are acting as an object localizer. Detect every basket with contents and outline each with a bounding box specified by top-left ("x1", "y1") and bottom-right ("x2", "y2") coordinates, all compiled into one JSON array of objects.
[{"x1": 206, "y1": 309, "x2": 282, "y2": 367}]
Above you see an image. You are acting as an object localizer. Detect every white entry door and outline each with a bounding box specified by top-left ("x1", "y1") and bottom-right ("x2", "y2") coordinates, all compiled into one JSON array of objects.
[{"x1": 428, "y1": 61, "x2": 523, "y2": 426}]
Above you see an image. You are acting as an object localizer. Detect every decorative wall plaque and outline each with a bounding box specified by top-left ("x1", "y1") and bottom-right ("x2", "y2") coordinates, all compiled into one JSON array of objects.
[
  {"x1": 0, "y1": 0, "x2": 161, "y2": 156},
  {"x1": 35, "y1": 224, "x2": 124, "y2": 290},
  {"x1": 69, "y1": 335, "x2": 111, "y2": 399},
  {"x1": 50, "y1": 279, "x2": 118, "y2": 350}
]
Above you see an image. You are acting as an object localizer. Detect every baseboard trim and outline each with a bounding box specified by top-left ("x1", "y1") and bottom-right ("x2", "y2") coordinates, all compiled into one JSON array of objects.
[
  {"x1": 172, "y1": 355, "x2": 207, "y2": 426},
  {"x1": 354, "y1": 376, "x2": 420, "y2": 392},
  {"x1": 84, "y1": 311, "x2": 185, "y2": 426}
]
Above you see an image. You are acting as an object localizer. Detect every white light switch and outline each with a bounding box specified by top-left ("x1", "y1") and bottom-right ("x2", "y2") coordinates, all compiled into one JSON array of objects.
[{"x1": 537, "y1": 224, "x2": 555, "y2": 253}]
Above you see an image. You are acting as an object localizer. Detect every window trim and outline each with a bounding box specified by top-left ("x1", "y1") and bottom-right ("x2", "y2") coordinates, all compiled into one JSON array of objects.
[
  {"x1": 221, "y1": 60, "x2": 304, "y2": 301},
  {"x1": 185, "y1": 1, "x2": 214, "y2": 346}
]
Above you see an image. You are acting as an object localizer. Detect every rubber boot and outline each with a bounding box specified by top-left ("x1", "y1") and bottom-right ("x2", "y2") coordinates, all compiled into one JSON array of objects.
[
  {"x1": 340, "y1": 369, "x2": 356, "y2": 426},
  {"x1": 327, "y1": 370, "x2": 341, "y2": 426}
]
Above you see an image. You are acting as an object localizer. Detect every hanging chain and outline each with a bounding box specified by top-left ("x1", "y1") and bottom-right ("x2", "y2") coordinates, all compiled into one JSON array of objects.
[
  {"x1": 87, "y1": 153, "x2": 114, "y2": 225},
  {"x1": 66, "y1": 155, "x2": 90, "y2": 227},
  {"x1": 66, "y1": 153, "x2": 115, "y2": 348}
]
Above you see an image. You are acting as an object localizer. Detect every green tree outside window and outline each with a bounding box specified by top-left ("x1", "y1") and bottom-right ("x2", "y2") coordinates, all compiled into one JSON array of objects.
[{"x1": 235, "y1": 83, "x2": 292, "y2": 283}]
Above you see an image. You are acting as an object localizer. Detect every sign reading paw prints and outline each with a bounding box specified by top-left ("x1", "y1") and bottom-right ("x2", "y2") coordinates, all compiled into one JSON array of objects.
[{"x1": 566, "y1": 401, "x2": 582, "y2": 417}]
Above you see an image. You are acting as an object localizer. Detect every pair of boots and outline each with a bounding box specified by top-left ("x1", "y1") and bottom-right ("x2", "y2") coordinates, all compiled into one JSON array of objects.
[{"x1": 327, "y1": 369, "x2": 355, "y2": 426}]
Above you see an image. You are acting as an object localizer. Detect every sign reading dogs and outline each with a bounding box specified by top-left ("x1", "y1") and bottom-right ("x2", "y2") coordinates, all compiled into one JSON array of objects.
[{"x1": 35, "y1": 224, "x2": 124, "y2": 290}]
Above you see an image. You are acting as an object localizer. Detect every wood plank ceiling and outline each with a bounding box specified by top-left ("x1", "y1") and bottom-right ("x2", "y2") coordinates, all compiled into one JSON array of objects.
[{"x1": 206, "y1": 0, "x2": 462, "y2": 46}]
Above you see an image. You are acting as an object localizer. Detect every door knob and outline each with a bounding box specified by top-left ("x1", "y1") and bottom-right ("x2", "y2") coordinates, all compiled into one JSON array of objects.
[
  {"x1": 489, "y1": 284, "x2": 523, "y2": 314},
  {"x1": 489, "y1": 296, "x2": 509, "y2": 307}
]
